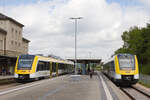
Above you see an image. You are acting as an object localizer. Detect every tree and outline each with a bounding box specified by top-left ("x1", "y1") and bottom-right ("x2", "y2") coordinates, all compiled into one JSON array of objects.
[
  {"x1": 115, "y1": 26, "x2": 142, "y2": 55},
  {"x1": 115, "y1": 24, "x2": 150, "y2": 64},
  {"x1": 115, "y1": 23, "x2": 150, "y2": 75}
]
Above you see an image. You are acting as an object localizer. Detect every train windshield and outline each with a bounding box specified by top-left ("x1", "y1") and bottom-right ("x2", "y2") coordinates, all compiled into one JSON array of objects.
[
  {"x1": 17, "y1": 55, "x2": 35, "y2": 70},
  {"x1": 118, "y1": 54, "x2": 135, "y2": 70}
]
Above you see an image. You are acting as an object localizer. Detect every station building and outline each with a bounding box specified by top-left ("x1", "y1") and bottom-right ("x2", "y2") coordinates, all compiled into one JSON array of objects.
[
  {"x1": 0, "y1": 13, "x2": 30, "y2": 75},
  {"x1": 68, "y1": 58, "x2": 101, "y2": 75}
]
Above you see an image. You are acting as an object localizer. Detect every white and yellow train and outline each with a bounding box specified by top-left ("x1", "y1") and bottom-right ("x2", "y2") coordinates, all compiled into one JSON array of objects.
[
  {"x1": 103, "y1": 54, "x2": 139, "y2": 85},
  {"x1": 14, "y1": 54, "x2": 74, "y2": 82}
]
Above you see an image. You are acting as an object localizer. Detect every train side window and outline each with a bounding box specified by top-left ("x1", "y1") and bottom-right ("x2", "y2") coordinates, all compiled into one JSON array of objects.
[
  {"x1": 37, "y1": 61, "x2": 45, "y2": 71},
  {"x1": 59, "y1": 63, "x2": 65, "y2": 70},
  {"x1": 58, "y1": 63, "x2": 61, "y2": 69},
  {"x1": 37, "y1": 61, "x2": 50, "y2": 71},
  {"x1": 45, "y1": 62, "x2": 49, "y2": 70},
  {"x1": 47, "y1": 62, "x2": 50, "y2": 70},
  {"x1": 65, "y1": 64, "x2": 68, "y2": 72},
  {"x1": 110, "y1": 61, "x2": 115, "y2": 71}
]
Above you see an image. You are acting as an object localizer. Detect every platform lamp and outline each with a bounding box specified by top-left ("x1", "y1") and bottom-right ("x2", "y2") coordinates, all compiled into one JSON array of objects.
[{"x1": 70, "y1": 17, "x2": 83, "y2": 74}]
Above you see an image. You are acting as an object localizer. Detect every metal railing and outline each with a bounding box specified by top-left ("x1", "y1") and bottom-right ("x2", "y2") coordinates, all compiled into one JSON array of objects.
[{"x1": 139, "y1": 74, "x2": 150, "y2": 85}]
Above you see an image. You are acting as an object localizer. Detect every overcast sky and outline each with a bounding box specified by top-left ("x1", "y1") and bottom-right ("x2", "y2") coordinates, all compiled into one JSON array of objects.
[{"x1": 0, "y1": 0, "x2": 150, "y2": 61}]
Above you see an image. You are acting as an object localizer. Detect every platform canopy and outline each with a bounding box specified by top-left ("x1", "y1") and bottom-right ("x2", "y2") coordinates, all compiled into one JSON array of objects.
[
  {"x1": 0, "y1": 55, "x2": 17, "y2": 61},
  {"x1": 67, "y1": 58, "x2": 101, "y2": 64}
]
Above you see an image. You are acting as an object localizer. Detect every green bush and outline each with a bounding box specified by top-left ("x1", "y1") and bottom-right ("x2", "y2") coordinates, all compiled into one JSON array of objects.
[
  {"x1": 139, "y1": 81, "x2": 150, "y2": 88},
  {"x1": 139, "y1": 64, "x2": 150, "y2": 75},
  {"x1": 95, "y1": 65, "x2": 102, "y2": 71}
]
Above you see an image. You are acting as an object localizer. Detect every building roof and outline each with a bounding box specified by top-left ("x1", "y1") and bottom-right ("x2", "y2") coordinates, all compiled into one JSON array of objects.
[
  {"x1": 0, "y1": 27, "x2": 7, "y2": 34},
  {"x1": 0, "y1": 13, "x2": 24, "y2": 27},
  {"x1": 22, "y1": 37, "x2": 30, "y2": 42}
]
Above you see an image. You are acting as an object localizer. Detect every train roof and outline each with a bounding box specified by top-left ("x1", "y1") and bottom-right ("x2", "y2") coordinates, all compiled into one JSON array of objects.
[
  {"x1": 19, "y1": 54, "x2": 74, "y2": 65},
  {"x1": 103, "y1": 53, "x2": 135, "y2": 65},
  {"x1": 103, "y1": 56, "x2": 115, "y2": 65},
  {"x1": 113, "y1": 53, "x2": 134, "y2": 57}
]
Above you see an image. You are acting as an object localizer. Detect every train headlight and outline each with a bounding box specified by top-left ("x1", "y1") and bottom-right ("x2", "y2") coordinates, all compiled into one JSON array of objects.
[
  {"x1": 14, "y1": 74, "x2": 18, "y2": 78},
  {"x1": 134, "y1": 74, "x2": 139, "y2": 79},
  {"x1": 115, "y1": 74, "x2": 121, "y2": 79}
]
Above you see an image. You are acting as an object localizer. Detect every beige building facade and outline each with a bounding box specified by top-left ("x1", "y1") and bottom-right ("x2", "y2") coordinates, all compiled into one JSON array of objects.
[
  {"x1": 0, "y1": 13, "x2": 30, "y2": 57},
  {"x1": 0, "y1": 28, "x2": 6, "y2": 55},
  {"x1": 0, "y1": 13, "x2": 30, "y2": 75}
]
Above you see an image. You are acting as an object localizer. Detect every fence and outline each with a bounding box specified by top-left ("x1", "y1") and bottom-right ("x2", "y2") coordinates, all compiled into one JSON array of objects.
[{"x1": 139, "y1": 74, "x2": 150, "y2": 85}]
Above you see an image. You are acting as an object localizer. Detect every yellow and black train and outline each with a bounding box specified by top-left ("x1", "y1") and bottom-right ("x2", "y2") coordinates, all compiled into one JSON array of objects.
[
  {"x1": 103, "y1": 54, "x2": 139, "y2": 85},
  {"x1": 14, "y1": 54, "x2": 74, "y2": 82}
]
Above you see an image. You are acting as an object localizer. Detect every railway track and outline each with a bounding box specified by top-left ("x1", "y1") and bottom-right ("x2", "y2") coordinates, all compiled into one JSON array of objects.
[{"x1": 120, "y1": 86, "x2": 150, "y2": 100}]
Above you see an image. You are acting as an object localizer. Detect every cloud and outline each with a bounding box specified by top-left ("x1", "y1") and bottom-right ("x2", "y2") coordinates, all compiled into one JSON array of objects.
[
  {"x1": 1, "y1": 0, "x2": 150, "y2": 60},
  {"x1": 139, "y1": 0, "x2": 150, "y2": 6}
]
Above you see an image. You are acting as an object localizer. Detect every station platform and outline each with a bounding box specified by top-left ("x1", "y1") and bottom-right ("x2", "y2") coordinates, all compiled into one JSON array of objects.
[
  {"x1": 0, "y1": 75, "x2": 14, "y2": 80},
  {"x1": 0, "y1": 73, "x2": 130, "y2": 100}
]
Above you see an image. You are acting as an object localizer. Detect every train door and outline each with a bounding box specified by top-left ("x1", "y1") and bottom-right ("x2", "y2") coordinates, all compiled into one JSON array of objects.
[
  {"x1": 56, "y1": 63, "x2": 58, "y2": 76},
  {"x1": 58, "y1": 63, "x2": 65, "y2": 75},
  {"x1": 52, "y1": 62, "x2": 56, "y2": 76}
]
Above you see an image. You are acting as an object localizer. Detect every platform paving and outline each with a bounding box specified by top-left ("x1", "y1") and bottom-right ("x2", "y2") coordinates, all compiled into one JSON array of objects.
[
  {"x1": 0, "y1": 73, "x2": 131, "y2": 100},
  {"x1": 0, "y1": 75, "x2": 14, "y2": 80},
  {"x1": 0, "y1": 75, "x2": 100, "y2": 100}
]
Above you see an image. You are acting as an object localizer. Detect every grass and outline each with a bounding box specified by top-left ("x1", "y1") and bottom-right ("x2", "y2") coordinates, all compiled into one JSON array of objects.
[
  {"x1": 95, "y1": 67, "x2": 101, "y2": 71},
  {"x1": 94, "y1": 65, "x2": 102, "y2": 71},
  {"x1": 138, "y1": 81, "x2": 150, "y2": 88}
]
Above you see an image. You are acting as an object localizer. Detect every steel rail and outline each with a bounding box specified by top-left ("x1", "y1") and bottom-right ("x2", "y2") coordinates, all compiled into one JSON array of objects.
[
  {"x1": 120, "y1": 87, "x2": 135, "y2": 100},
  {"x1": 131, "y1": 86, "x2": 150, "y2": 98},
  {"x1": 120, "y1": 87, "x2": 150, "y2": 100}
]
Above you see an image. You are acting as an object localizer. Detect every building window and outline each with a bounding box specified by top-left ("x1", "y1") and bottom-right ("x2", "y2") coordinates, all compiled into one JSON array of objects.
[
  {"x1": 15, "y1": 41, "x2": 17, "y2": 45},
  {"x1": 19, "y1": 31, "x2": 21, "y2": 35},
  {"x1": 16, "y1": 30, "x2": 17, "y2": 33},
  {"x1": 11, "y1": 40, "x2": 14, "y2": 45},
  {"x1": 18, "y1": 42, "x2": 20, "y2": 46},
  {"x1": 12, "y1": 33, "x2": 14, "y2": 38},
  {"x1": 16, "y1": 33, "x2": 17, "y2": 39},
  {"x1": 12, "y1": 28, "x2": 14, "y2": 32},
  {"x1": 0, "y1": 40, "x2": 3, "y2": 49}
]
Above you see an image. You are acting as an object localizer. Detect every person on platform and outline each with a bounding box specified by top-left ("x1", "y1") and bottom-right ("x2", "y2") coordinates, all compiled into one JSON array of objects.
[
  {"x1": 87, "y1": 67, "x2": 90, "y2": 75},
  {"x1": 89, "y1": 69, "x2": 93, "y2": 79},
  {"x1": 2, "y1": 68, "x2": 6, "y2": 76}
]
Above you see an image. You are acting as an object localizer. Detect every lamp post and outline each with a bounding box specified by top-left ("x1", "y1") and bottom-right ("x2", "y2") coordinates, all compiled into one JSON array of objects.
[{"x1": 70, "y1": 17, "x2": 83, "y2": 74}]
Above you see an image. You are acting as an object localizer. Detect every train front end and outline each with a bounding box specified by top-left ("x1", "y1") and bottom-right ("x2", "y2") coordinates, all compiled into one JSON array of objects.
[
  {"x1": 14, "y1": 55, "x2": 37, "y2": 81},
  {"x1": 115, "y1": 54, "x2": 139, "y2": 85}
]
